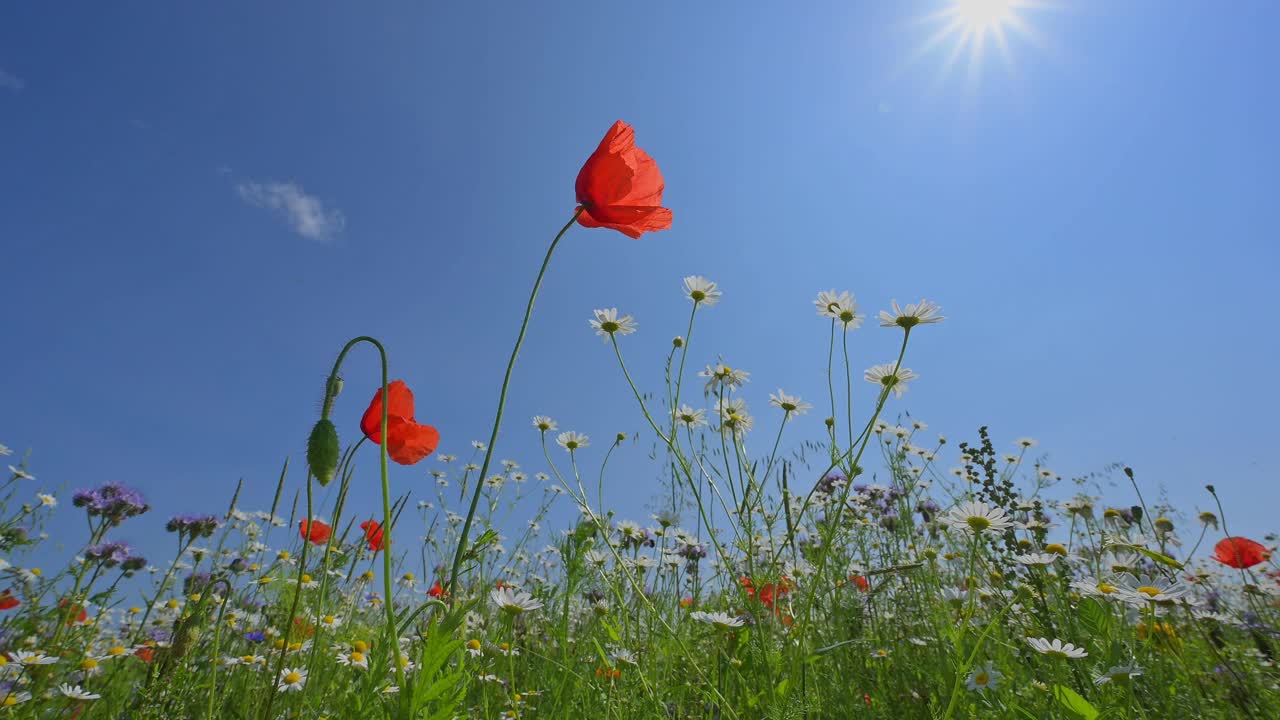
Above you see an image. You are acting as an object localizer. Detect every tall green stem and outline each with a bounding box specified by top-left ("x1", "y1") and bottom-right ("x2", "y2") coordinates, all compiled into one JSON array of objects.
[{"x1": 448, "y1": 209, "x2": 583, "y2": 598}]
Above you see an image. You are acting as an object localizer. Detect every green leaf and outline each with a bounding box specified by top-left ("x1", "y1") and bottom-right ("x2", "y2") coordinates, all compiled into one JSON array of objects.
[
  {"x1": 1110, "y1": 543, "x2": 1183, "y2": 570},
  {"x1": 1078, "y1": 597, "x2": 1111, "y2": 639},
  {"x1": 1055, "y1": 685, "x2": 1099, "y2": 720}
]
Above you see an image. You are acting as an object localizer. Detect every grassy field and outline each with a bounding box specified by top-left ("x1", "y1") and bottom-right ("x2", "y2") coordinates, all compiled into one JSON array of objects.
[{"x1": 2, "y1": 122, "x2": 1277, "y2": 719}]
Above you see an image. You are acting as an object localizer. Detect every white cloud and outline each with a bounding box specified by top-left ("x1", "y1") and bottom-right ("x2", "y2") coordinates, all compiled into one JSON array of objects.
[
  {"x1": 0, "y1": 68, "x2": 24, "y2": 92},
  {"x1": 236, "y1": 180, "x2": 345, "y2": 242}
]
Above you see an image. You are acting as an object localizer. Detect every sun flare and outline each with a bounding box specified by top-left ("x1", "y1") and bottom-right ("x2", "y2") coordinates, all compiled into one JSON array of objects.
[
  {"x1": 911, "y1": 0, "x2": 1047, "y2": 87},
  {"x1": 953, "y1": 0, "x2": 1017, "y2": 30}
]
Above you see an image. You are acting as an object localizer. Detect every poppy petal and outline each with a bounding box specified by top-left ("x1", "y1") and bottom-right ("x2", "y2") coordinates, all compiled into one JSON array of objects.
[
  {"x1": 384, "y1": 417, "x2": 440, "y2": 465},
  {"x1": 361, "y1": 380, "x2": 417, "y2": 443},
  {"x1": 574, "y1": 120, "x2": 672, "y2": 239}
]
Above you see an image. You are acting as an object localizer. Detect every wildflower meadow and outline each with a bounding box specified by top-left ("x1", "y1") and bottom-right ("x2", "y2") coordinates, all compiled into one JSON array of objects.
[{"x1": 2, "y1": 113, "x2": 1278, "y2": 720}]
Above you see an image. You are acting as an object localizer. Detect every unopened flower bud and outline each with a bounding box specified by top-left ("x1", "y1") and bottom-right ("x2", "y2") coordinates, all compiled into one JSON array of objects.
[{"x1": 307, "y1": 419, "x2": 340, "y2": 486}]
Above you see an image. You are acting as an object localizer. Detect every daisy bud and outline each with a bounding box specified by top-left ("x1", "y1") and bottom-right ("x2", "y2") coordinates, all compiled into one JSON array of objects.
[
  {"x1": 307, "y1": 419, "x2": 340, "y2": 486},
  {"x1": 672, "y1": 336, "x2": 684, "y2": 348},
  {"x1": 1154, "y1": 517, "x2": 1174, "y2": 533}
]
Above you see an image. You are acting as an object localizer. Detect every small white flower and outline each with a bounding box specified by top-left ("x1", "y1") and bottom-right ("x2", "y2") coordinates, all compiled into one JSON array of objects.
[
  {"x1": 1026, "y1": 637, "x2": 1088, "y2": 659},
  {"x1": 58, "y1": 684, "x2": 101, "y2": 701},
  {"x1": 864, "y1": 364, "x2": 919, "y2": 398},
  {"x1": 690, "y1": 611, "x2": 745, "y2": 630},
  {"x1": 37, "y1": 493, "x2": 57, "y2": 508},
  {"x1": 1013, "y1": 553, "x2": 1060, "y2": 567},
  {"x1": 532, "y1": 415, "x2": 558, "y2": 432},
  {"x1": 966, "y1": 664, "x2": 1002, "y2": 691},
  {"x1": 277, "y1": 667, "x2": 308, "y2": 692},
  {"x1": 336, "y1": 650, "x2": 369, "y2": 670},
  {"x1": 814, "y1": 290, "x2": 863, "y2": 328},
  {"x1": 699, "y1": 364, "x2": 750, "y2": 393},
  {"x1": 491, "y1": 587, "x2": 543, "y2": 615},
  {"x1": 683, "y1": 276, "x2": 722, "y2": 306},
  {"x1": 943, "y1": 501, "x2": 1013, "y2": 536},
  {"x1": 8, "y1": 466, "x2": 34, "y2": 481},
  {"x1": 10, "y1": 650, "x2": 58, "y2": 666},
  {"x1": 1014, "y1": 437, "x2": 1038, "y2": 449},
  {"x1": 769, "y1": 390, "x2": 811, "y2": 416},
  {"x1": 556, "y1": 431, "x2": 590, "y2": 452},
  {"x1": 589, "y1": 308, "x2": 637, "y2": 337},
  {"x1": 674, "y1": 405, "x2": 707, "y2": 428},
  {"x1": 878, "y1": 298, "x2": 944, "y2": 329},
  {"x1": 1095, "y1": 664, "x2": 1143, "y2": 685}
]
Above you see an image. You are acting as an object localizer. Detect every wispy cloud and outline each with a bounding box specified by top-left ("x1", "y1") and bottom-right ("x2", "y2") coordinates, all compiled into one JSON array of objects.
[
  {"x1": 236, "y1": 180, "x2": 345, "y2": 242},
  {"x1": 0, "y1": 68, "x2": 24, "y2": 93}
]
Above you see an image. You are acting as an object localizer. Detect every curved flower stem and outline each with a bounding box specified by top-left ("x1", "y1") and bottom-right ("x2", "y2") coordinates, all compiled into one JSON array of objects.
[
  {"x1": 448, "y1": 209, "x2": 583, "y2": 599},
  {"x1": 313, "y1": 335, "x2": 405, "y2": 697}
]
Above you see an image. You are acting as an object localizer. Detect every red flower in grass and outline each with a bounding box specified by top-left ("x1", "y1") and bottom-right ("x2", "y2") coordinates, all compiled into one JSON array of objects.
[
  {"x1": 134, "y1": 647, "x2": 155, "y2": 664},
  {"x1": 575, "y1": 121, "x2": 673, "y2": 239},
  {"x1": 851, "y1": 574, "x2": 870, "y2": 592},
  {"x1": 360, "y1": 519, "x2": 384, "y2": 553},
  {"x1": 360, "y1": 380, "x2": 440, "y2": 466},
  {"x1": 58, "y1": 599, "x2": 88, "y2": 626},
  {"x1": 1213, "y1": 537, "x2": 1270, "y2": 569},
  {"x1": 427, "y1": 581, "x2": 448, "y2": 599},
  {"x1": 299, "y1": 518, "x2": 332, "y2": 545},
  {"x1": 0, "y1": 590, "x2": 19, "y2": 610}
]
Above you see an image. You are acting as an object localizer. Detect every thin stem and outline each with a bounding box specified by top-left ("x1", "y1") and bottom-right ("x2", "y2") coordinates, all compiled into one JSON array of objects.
[{"x1": 448, "y1": 209, "x2": 583, "y2": 598}]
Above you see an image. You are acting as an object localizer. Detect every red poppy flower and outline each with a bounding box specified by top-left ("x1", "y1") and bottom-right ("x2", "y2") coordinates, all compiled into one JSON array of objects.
[
  {"x1": 299, "y1": 518, "x2": 332, "y2": 545},
  {"x1": 58, "y1": 599, "x2": 88, "y2": 626},
  {"x1": 851, "y1": 574, "x2": 870, "y2": 592},
  {"x1": 575, "y1": 120, "x2": 673, "y2": 239},
  {"x1": 360, "y1": 519, "x2": 385, "y2": 553},
  {"x1": 427, "y1": 581, "x2": 449, "y2": 599},
  {"x1": 134, "y1": 647, "x2": 155, "y2": 664},
  {"x1": 0, "y1": 590, "x2": 19, "y2": 611},
  {"x1": 1213, "y1": 536, "x2": 1270, "y2": 569},
  {"x1": 360, "y1": 380, "x2": 440, "y2": 466}
]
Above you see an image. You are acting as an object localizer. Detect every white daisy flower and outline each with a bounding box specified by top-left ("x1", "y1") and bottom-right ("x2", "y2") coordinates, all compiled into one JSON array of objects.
[
  {"x1": 814, "y1": 290, "x2": 863, "y2": 328},
  {"x1": 966, "y1": 664, "x2": 1001, "y2": 691},
  {"x1": 683, "y1": 276, "x2": 721, "y2": 306},
  {"x1": 1026, "y1": 637, "x2": 1088, "y2": 659},
  {"x1": 532, "y1": 416, "x2": 558, "y2": 432},
  {"x1": 556, "y1": 431, "x2": 590, "y2": 452},
  {"x1": 878, "y1": 298, "x2": 945, "y2": 329},
  {"x1": 864, "y1": 364, "x2": 919, "y2": 398},
  {"x1": 589, "y1": 308, "x2": 637, "y2": 337},
  {"x1": 674, "y1": 405, "x2": 707, "y2": 428},
  {"x1": 690, "y1": 611, "x2": 745, "y2": 630},
  {"x1": 58, "y1": 684, "x2": 100, "y2": 701},
  {"x1": 943, "y1": 501, "x2": 1013, "y2": 536},
  {"x1": 1094, "y1": 664, "x2": 1143, "y2": 686},
  {"x1": 491, "y1": 587, "x2": 543, "y2": 615},
  {"x1": 10, "y1": 650, "x2": 58, "y2": 666},
  {"x1": 699, "y1": 364, "x2": 750, "y2": 393},
  {"x1": 769, "y1": 390, "x2": 812, "y2": 416},
  {"x1": 336, "y1": 650, "x2": 369, "y2": 670},
  {"x1": 277, "y1": 667, "x2": 307, "y2": 692},
  {"x1": 1014, "y1": 553, "x2": 1060, "y2": 567}
]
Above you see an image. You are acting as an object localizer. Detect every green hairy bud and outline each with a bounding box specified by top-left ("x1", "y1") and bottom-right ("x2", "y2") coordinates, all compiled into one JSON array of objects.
[{"x1": 307, "y1": 418, "x2": 340, "y2": 486}]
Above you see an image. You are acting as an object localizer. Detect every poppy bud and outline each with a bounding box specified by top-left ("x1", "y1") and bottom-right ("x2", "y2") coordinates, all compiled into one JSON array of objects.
[
  {"x1": 307, "y1": 419, "x2": 340, "y2": 486},
  {"x1": 1130, "y1": 506, "x2": 1144, "y2": 523}
]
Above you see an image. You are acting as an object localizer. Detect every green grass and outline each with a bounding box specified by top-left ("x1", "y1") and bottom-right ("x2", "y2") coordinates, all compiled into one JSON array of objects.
[{"x1": 1, "y1": 284, "x2": 1277, "y2": 720}]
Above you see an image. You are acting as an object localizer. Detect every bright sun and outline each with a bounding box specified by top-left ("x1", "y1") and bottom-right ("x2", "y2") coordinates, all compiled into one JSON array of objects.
[
  {"x1": 953, "y1": 0, "x2": 1017, "y2": 30},
  {"x1": 910, "y1": 0, "x2": 1046, "y2": 86}
]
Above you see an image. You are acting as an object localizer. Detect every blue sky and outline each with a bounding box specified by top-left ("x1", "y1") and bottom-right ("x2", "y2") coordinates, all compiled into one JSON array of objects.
[{"x1": 2, "y1": 1, "x2": 1277, "y2": 571}]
